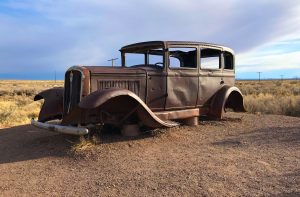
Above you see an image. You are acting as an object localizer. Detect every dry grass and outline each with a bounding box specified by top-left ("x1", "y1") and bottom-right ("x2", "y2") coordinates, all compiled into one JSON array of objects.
[
  {"x1": 0, "y1": 80, "x2": 63, "y2": 128},
  {"x1": 0, "y1": 79, "x2": 299, "y2": 128},
  {"x1": 236, "y1": 80, "x2": 300, "y2": 117}
]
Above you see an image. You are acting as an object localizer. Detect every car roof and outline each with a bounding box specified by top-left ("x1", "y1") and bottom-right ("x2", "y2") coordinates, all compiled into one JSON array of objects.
[{"x1": 120, "y1": 41, "x2": 234, "y2": 54}]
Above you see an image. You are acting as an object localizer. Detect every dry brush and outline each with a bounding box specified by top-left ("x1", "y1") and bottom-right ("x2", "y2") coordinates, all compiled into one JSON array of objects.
[{"x1": 0, "y1": 80, "x2": 299, "y2": 128}]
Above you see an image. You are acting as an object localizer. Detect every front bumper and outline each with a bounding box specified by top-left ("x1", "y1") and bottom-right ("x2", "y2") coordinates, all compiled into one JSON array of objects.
[{"x1": 31, "y1": 119, "x2": 89, "y2": 136}]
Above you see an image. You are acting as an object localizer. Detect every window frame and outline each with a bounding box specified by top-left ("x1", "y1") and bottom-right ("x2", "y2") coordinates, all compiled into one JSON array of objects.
[
  {"x1": 122, "y1": 48, "x2": 165, "y2": 69},
  {"x1": 223, "y1": 51, "x2": 235, "y2": 71},
  {"x1": 167, "y1": 46, "x2": 199, "y2": 70},
  {"x1": 199, "y1": 47, "x2": 223, "y2": 71}
]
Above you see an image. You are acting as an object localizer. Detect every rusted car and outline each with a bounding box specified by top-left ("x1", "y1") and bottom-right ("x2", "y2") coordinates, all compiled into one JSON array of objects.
[{"x1": 32, "y1": 41, "x2": 245, "y2": 136}]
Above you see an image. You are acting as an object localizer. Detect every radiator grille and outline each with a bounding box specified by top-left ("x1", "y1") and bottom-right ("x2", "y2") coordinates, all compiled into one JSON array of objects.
[
  {"x1": 63, "y1": 70, "x2": 82, "y2": 115},
  {"x1": 97, "y1": 80, "x2": 140, "y2": 96}
]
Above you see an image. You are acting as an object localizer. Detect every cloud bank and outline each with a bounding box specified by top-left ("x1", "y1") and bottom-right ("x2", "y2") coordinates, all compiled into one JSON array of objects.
[{"x1": 0, "y1": 0, "x2": 299, "y2": 79}]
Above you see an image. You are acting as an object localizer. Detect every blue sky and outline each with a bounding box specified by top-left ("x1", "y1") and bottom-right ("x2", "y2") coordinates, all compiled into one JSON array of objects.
[{"x1": 0, "y1": 0, "x2": 299, "y2": 80}]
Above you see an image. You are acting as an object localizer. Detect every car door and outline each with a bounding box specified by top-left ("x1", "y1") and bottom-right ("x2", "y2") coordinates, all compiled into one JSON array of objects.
[
  {"x1": 165, "y1": 47, "x2": 199, "y2": 110},
  {"x1": 198, "y1": 46, "x2": 224, "y2": 106}
]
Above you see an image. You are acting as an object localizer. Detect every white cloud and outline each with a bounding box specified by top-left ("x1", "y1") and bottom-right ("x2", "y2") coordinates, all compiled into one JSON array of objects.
[
  {"x1": 236, "y1": 36, "x2": 300, "y2": 75},
  {"x1": 237, "y1": 51, "x2": 300, "y2": 72}
]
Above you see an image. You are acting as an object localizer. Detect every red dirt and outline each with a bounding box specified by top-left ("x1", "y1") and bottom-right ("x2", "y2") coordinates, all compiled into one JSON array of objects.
[{"x1": 0, "y1": 113, "x2": 299, "y2": 196}]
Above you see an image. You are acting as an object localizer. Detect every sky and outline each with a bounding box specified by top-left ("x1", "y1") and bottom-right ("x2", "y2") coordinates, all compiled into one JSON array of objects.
[{"x1": 0, "y1": 0, "x2": 300, "y2": 80}]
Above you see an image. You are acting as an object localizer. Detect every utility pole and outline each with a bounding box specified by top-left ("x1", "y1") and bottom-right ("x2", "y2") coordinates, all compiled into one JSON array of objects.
[
  {"x1": 108, "y1": 58, "x2": 118, "y2": 67},
  {"x1": 280, "y1": 75, "x2": 284, "y2": 81},
  {"x1": 55, "y1": 71, "x2": 56, "y2": 84},
  {"x1": 257, "y1": 72, "x2": 262, "y2": 82}
]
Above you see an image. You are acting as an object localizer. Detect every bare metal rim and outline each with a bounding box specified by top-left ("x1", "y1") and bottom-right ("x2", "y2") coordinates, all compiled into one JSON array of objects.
[{"x1": 31, "y1": 119, "x2": 89, "y2": 136}]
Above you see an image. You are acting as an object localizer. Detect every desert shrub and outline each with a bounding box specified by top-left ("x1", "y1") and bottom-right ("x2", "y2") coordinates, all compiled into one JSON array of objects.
[
  {"x1": 237, "y1": 80, "x2": 300, "y2": 117},
  {"x1": 0, "y1": 96, "x2": 41, "y2": 127},
  {"x1": 0, "y1": 79, "x2": 299, "y2": 127},
  {"x1": 0, "y1": 80, "x2": 63, "y2": 128}
]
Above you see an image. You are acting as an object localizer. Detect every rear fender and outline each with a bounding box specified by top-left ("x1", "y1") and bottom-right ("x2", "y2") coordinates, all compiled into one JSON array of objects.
[
  {"x1": 208, "y1": 85, "x2": 246, "y2": 119},
  {"x1": 62, "y1": 88, "x2": 178, "y2": 128},
  {"x1": 34, "y1": 87, "x2": 64, "y2": 122}
]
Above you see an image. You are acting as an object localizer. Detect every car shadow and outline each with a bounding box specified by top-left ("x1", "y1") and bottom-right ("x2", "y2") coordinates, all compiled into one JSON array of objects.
[
  {"x1": 0, "y1": 124, "x2": 78, "y2": 165},
  {"x1": 0, "y1": 124, "x2": 157, "y2": 164},
  {"x1": 92, "y1": 126, "x2": 157, "y2": 144}
]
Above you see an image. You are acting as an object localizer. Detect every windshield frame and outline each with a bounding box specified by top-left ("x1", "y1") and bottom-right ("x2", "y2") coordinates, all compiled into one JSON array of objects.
[{"x1": 121, "y1": 45, "x2": 166, "y2": 69}]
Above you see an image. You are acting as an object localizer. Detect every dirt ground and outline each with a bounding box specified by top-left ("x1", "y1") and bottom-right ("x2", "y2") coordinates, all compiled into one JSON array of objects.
[{"x1": 0, "y1": 113, "x2": 299, "y2": 196}]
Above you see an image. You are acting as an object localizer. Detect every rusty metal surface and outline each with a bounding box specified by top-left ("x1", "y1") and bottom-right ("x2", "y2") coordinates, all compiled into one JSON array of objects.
[
  {"x1": 120, "y1": 41, "x2": 234, "y2": 54},
  {"x1": 145, "y1": 71, "x2": 167, "y2": 111},
  {"x1": 63, "y1": 66, "x2": 90, "y2": 115},
  {"x1": 154, "y1": 108, "x2": 199, "y2": 121},
  {"x1": 34, "y1": 87, "x2": 64, "y2": 122},
  {"x1": 62, "y1": 88, "x2": 179, "y2": 128},
  {"x1": 33, "y1": 41, "x2": 246, "y2": 133},
  {"x1": 90, "y1": 70, "x2": 146, "y2": 100},
  {"x1": 98, "y1": 80, "x2": 140, "y2": 95},
  {"x1": 166, "y1": 69, "x2": 199, "y2": 110},
  {"x1": 208, "y1": 85, "x2": 246, "y2": 119}
]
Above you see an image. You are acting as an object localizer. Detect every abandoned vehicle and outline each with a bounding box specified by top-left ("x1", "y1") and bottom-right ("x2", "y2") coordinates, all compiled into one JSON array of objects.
[{"x1": 32, "y1": 41, "x2": 246, "y2": 136}]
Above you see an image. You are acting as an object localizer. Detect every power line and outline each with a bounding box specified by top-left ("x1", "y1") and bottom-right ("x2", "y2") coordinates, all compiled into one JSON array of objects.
[
  {"x1": 257, "y1": 72, "x2": 262, "y2": 82},
  {"x1": 280, "y1": 75, "x2": 284, "y2": 81},
  {"x1": 108, "y1": 58, "x2": 118, "y2": 67}
]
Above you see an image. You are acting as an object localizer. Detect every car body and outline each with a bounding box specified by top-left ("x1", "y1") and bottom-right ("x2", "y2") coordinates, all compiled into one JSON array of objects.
[{"x1": 32, "y1": 41, "x2": 245, "y2": 135}]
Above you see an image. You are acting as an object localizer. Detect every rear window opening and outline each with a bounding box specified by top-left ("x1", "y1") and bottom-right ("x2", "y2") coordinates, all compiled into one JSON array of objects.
[
  {"x1": 224, "y1": 52, "x2": 234, "y2": 70},
  {"x1": 200, "y1": 48, "x2": 221, "y2": 70}
]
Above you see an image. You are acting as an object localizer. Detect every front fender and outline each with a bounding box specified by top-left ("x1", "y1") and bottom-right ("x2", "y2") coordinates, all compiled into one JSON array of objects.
[
  {"x1": 63, "y1": 88, "x2": 179, "y2": 128},
  {"x1": 34, "y1": 87, "x2": 64, "y2": 122},
  {"x1": 208, "y1": 85, "x2": 246, "y2": 119}
]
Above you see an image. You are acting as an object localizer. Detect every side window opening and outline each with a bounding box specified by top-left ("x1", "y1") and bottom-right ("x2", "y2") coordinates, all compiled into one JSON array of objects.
[
  {"x1": 169, "y1": 48, "x2": 197, "y2": 69},
  {"x1": 200, "y1": 48, "x2": 221, "y2": 70},
  {"x1": 224, "y1": 52, "x2": 234, "y2": 70},
  {"x1": 148, "y1": 53, "x2": 163, "y2": 68}
]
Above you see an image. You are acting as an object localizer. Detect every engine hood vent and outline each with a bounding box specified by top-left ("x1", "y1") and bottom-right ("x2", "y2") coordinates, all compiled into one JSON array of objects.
[{"x1": 97, "y1": 80, "x2": 140, "y2": 97}]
